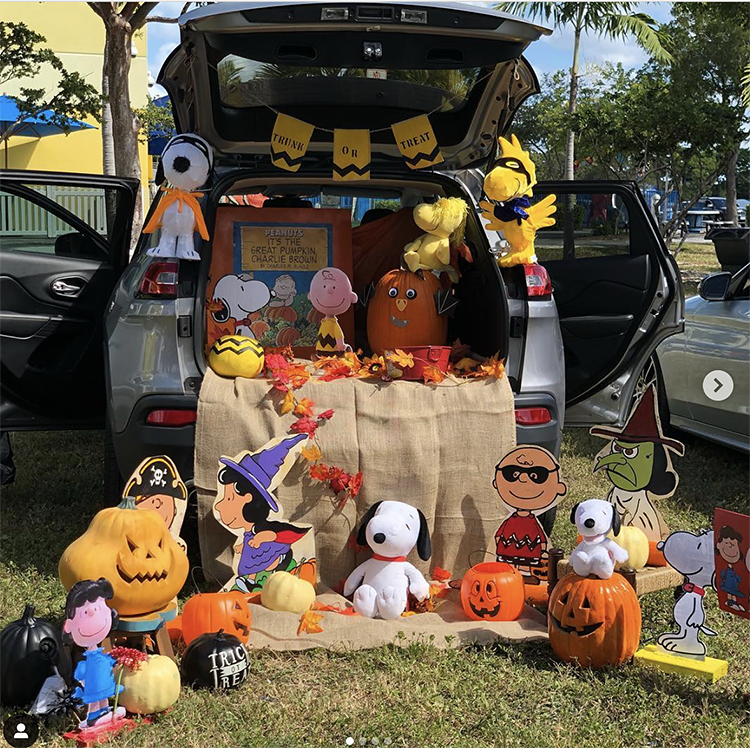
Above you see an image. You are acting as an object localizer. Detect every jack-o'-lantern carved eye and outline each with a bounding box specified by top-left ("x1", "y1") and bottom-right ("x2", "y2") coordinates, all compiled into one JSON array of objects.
[
  {"x1": 559, "y1": 591, "x2": 569, "y2": 605},
  {"x1": 581, "y1": 597, "x2": 591, "y2": 609},
  {"x1": 472, "y1": 580, "x2": 481, "y2": 596},
  {"x1": 127, "y1": 537, "x2": 137, "y2": 553},
  {"x1": 485, "y1": 580, "x2": 497, "y2": 598}
]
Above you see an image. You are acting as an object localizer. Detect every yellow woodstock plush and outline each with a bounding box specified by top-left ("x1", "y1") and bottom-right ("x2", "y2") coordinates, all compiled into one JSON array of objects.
[
  {"x1": 479, "y1": 135, "x2": 557, "y2": 267},
  {"x1": 402, "y1": 197, "x2": 468, "y2": 283}
]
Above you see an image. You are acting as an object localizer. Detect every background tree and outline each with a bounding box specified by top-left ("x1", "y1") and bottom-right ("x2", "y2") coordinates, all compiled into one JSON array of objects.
[{"x1": 0, "y1": 21, "x2": 100, "y2": 161}]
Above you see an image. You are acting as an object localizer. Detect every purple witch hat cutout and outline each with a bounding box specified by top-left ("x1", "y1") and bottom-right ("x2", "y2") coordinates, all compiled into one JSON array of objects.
[{"x1": 219, "y1": 433, "x2": 307, "y2": 512}]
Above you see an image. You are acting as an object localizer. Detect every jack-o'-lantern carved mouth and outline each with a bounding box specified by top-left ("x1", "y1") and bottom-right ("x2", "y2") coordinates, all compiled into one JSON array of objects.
[
  {"x1": 390, "y1": 315, "x2": 409, "y2": 327},
  {"x1": 469, "y1": 600, "x2": 502, "y2": 618},
  {"x1": 117, "y1": 566, "x2": 170, "y2": 584},
  {"x1": 550, "y1": 615, "x2": 603, "y2": 637}
]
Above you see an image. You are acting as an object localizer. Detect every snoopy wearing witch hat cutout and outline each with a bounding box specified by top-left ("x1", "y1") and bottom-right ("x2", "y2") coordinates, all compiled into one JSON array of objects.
[{"x1": 144, "y1": 134, "x2": 213, "y2": 260}]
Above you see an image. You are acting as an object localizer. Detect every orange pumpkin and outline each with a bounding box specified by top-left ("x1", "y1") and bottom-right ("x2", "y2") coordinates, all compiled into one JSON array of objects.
[
  {"x1": 460, "y1": 562, "x2": 525, "y2": 621},
  {"x1": 276, "y1": 327, "x2": 301, "y2": 346},
  {"x1": 290, "y1": 558, "x2": 317, "y2": 588},
  {"x1": 267, "y1": 306, "x2": 298, "y2": 322},
  {"x1": 250, "y1": 320, "x2": 270, "y2": 338},
  {"x1": 367, "y1": 269, "x2": 447, "y2": 355},
  {"x1": 181, "y1": 591, "x2": 251, "y2": 645},
  {"x1": 548, "y1": 572, "x2": 641, "y2": 669}
]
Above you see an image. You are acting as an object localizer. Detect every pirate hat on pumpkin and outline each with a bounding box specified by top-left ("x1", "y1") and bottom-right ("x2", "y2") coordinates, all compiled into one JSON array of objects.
[
  {"x1": 590, "y1": 386, "x2": 685, "y2": 456},
  {"x1": 124, "y1": 455, "x2": 188, "y2": 501},
  {"x1": 219, "y1": 433, "x2": 307, "y2": 512}
]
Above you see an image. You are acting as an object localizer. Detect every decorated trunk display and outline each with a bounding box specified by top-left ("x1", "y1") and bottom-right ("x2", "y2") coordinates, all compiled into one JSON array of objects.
[
  {"x1": 181, "y1": 591, "x2": 252, "y2": 645},
  {"x1": 548, "y1": 572, "x2": 642, "y2": 669},
  {"x1": 116, "y1": 655, "x2": 181, "y2": 715},
  {"x1": 366, "y1": 268, "x2": 448, "y2": 355},
  {"x1": 59, "y1": 496, "x2": 189, "y2": 617},
  {"x1": 460, "y1": 562, "x2": 525, "y2": 622},
  {"x1": 181, "y1": 630, "x2": 249, "y2": 690},
  {"x1": 0, "y1": 604, "x2": 72, "y2": 707}
]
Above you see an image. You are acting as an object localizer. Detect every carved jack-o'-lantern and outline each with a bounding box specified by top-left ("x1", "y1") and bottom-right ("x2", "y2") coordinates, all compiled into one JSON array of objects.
[
  {"x1": 460, "y1": 562, "x2": 525, "y2": 621},
  {"x1": 367, "y1": 269, "x2": 447, "y2": 355},
  {"x1": 59, "y1": 496, "x2": 189, "y2": 616},
  {"x1": 181, "y1": 591, "x2": 251, "y2": 645},
  {"x1": 548, "y1": 572, "x2": 642, "y2": 669}
]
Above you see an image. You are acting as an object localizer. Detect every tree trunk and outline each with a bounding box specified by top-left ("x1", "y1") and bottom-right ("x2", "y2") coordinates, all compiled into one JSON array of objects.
[
  {"x1": 105, "y1": 12, "x2": 143, "y2": 247},
  {"x1": 725, "y1": 142, "x2": 739, "y2": 225},
  {"x1": 562, "y1": 17, "x2": 583, "y2": 261},
  {"x1": 101, "y1": 37, "x2": 116, "y2": 176}
]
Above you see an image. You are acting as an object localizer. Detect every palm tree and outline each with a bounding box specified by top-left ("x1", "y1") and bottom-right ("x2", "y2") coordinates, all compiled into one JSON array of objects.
[{"x1": 495, "y1": 2, "x2": 671, "y2": 180}]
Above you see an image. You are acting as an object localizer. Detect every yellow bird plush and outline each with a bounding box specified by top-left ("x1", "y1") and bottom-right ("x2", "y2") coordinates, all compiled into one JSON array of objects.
[
  {"x1": 402, "y1": 197, "x2": 468, "y2": 283},
  {"x1": 479, "y1": 134, "x2": 557, "y2": 267}
]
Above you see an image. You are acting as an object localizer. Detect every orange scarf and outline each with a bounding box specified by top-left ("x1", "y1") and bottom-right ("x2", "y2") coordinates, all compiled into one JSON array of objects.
[{"x1": 143, "y1": 187, "x2": 209, "y2": 240}]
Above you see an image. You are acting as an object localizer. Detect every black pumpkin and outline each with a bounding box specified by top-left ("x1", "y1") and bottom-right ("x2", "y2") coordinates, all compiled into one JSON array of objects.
[
  {"x1": 0, "y1": 605, "x2": 72, "y2": 706},
  {"x1": 181, "y1": 629, "x2": 249, "y2": 690}
]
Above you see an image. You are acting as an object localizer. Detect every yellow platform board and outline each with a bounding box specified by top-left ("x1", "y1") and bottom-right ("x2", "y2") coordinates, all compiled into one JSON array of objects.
[{"x1": 634, "y1": 644, "x2": 728, "y2": 682}]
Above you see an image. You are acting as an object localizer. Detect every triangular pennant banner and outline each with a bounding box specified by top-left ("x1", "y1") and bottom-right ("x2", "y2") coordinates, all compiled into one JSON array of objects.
[
  {"x1": 271, "y1": 113, "x2": 314, "y2": 172},
  {"x1": 333, "y1": 129, "x2": 371, "y2": 181},
  {"x1": 391, "y1": 115, "x2": 443, "y2": 170}
]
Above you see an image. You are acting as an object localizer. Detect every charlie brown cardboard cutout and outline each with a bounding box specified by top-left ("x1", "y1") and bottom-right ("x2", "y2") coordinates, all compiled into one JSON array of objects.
[{"x1": 493, "y1": 446, "x2": 567, "y2": 584}]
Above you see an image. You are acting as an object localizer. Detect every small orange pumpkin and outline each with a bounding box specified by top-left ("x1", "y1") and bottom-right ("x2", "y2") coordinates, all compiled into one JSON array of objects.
[
  {"x1": 367, "y1": 269, "x2": 447, "y2": 355},
  {"x1": 460, "y1": 562, "x2": 525, "y2": 621},
  {"x1": 276, "y1": 327, "x2": 301, "y2": 346},
  {"x1": 250, "y1": 320, "x2": 270, "y2": 338},
  {"x1": 548, "y1": 572, "x2": 641, "y2": 669},
  {"x1": 290, "y1": 557, "x2": 317, "y2": 588},
  {"x1": 267, "y1": 306, "x2": 298, "y2": 322},
  {"x1": 181, "y1": 591, "x2": 251, "y2": 645}
]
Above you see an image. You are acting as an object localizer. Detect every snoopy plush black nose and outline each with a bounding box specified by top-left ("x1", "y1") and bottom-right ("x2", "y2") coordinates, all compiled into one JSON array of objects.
[
  {"x1": 373, "y1": 532, "x2": 386, "y2": 544},
  {"x1": 584, "y1": 518, "x2": 595, "y2": 529},
  {"x1": 172, "y1": 155, "x2": 190, "y2": 173}
]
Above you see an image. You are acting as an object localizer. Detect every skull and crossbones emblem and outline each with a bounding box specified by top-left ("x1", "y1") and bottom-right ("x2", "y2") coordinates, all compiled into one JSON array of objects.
[{"x1": 150, "y1": 466, "x2": 168, "y2": 487}]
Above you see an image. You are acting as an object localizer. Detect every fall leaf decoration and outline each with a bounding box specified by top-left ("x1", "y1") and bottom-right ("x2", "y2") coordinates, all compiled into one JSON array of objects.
[
  {"x1": 478, "y1": 355, "x2": 506, "y2": 380},
  {"x1": 295, "y1": 398, "x2": 316, "y2": 417},
  {"x1": 422, "y1": 364, "x2": 446, "y2": 384},
  {"x1": 301, "y1": 443, "x2": 322, "y2": 462},
  {"x1": 309, "y1": 463, "x2": 363, "y2": 507},
  {"x1": 281, "y1": 390, "x2": 295, "y2": 414},
  {"x1": 431, "y1": 566, "x2": 452, "y2": 582},
  {"x1": 297, "y1": 610, "x2": 324, "y2": 636},
  {"x1": 386, "y1": 349, "x2": 415, "y2": 369}
]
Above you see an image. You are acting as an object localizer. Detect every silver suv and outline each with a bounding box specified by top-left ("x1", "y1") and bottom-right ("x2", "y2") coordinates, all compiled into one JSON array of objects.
[{"x1": 0, "y1": 2, "x2": 682, "y2": 507}]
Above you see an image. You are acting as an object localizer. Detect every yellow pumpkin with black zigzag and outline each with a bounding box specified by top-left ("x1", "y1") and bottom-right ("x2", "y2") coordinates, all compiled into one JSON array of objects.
[{"x1": 208, "y1": 335, "x2": 265, "y2": 379}]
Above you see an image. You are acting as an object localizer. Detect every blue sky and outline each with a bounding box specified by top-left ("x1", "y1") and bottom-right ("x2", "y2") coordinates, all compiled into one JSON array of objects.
[{"x1": 146, "y1": 1, "x2": 674, "y2": 95}]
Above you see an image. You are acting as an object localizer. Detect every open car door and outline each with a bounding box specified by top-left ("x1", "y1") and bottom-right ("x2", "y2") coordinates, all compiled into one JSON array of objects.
[
  {"x1": 532, "y1": 181, "x2": 683, "y2": 427},
  {"x1": 0, "y1": 170, "x2": 138, "y2": 429}
]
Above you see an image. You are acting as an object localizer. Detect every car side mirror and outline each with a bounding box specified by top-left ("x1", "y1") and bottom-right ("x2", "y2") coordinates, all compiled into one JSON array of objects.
[{"x1": 698, "y1": 271, "x2": 732, "y2": 301}]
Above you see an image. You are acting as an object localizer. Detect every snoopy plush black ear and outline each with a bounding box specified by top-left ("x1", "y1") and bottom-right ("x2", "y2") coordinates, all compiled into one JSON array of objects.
[
  {"x1": 416, "y1": 508, "x2": 432, "y2": 561},
  {"x1": 155, "y1": 157, "x2": 165, "y2": 187},
  {"x1": 569, "y1": 503, "x2": 580, "y2": 525},
  {"x1": 356, "y1": 501, "x2": 383, "y2": 547},
  {"x1": 611, "y1": 504, "x2": 621, "y2": 536}
]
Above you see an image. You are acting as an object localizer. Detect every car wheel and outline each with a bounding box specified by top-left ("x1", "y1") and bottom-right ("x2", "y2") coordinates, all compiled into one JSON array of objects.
[
  {"x1": 104, "y1": 422, "x2": 124, "y2": 504},
  {"x1": 632, "y1": 353, "x2": 671, "y2": 431}
]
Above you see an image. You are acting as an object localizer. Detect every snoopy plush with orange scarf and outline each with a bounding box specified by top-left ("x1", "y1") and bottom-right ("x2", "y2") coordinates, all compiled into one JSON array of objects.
[{"x1": 144, "y1": 134, "x2": 213, "y2": 260}]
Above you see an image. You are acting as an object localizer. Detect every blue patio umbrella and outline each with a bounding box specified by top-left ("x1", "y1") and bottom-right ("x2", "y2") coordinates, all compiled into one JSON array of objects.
[{"x1": 0, "y1": 95, "x2": 95, "y2": 167}]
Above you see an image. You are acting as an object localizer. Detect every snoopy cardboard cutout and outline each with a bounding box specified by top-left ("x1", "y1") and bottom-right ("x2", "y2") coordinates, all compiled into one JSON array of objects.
[
  {"x1": 124, "y1": 455, "x2": 188, "y2": 553},
  {"x1": 212, "y1": 434, "x2": 317, "y2": 594},
  {"x1": 714, "y1": 508, "x2": 750, "y2": 620},
  {"x1": 206, "y1": 206, "x2": 354, "y2": 357},
  {"x1": 591, "y1": 386, "x2": 684, "y2": 561},
  {"x1": 492, "y1": 445, "x2": 567, "y2": 584}
]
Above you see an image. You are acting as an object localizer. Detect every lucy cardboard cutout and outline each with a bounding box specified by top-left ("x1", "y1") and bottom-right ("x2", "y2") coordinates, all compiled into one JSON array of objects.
[
  {"x1": 592, "y1": 386, "x2": 684, "y2": 554},
  {"x1": 308, "y1": 267, "x2": 358, "y2": 356},
  {"x1": 213, "y1": 434, "x2": 316, "y2": 594},
  {"x1": 124, "y1": 456, "x2": 188, "y2": 553},
  {"x1": 714, "y1": 508, "x2": 750, "y2": 619},
  {"x1": 492, "y1": 445, "x2": 567, "y2": 584}
]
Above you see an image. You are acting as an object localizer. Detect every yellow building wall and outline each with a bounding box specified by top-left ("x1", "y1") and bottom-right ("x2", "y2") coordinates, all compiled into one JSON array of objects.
[{"x1": 1, "y1": 2, "x2": 151, "y2": 193}]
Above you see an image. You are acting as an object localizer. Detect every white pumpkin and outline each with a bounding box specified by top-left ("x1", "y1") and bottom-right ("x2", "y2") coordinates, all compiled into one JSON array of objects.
[
  {"x1": 117, "y1": 654, "x2": 181, "y2": 714},
  {"x1": 608, "y1": 526, "x2": 650, "y2": 571},
  {"x1": 261, "y1": 571, "x2": 316, "y2": 614}
]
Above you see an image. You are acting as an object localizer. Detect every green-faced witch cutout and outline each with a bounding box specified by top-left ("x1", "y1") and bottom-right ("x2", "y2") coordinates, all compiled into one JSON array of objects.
[{"x1": 591, "y1": 386, "x2": 685, "y2": 545}]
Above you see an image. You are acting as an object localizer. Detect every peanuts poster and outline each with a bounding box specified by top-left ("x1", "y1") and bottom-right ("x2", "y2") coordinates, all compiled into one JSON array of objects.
[
  {"x1": 206, "y1": 206, "x2": 353, "y2": 357},
  {"x1": 714, "y1": 508, "x2": 750, "y2": 619}
]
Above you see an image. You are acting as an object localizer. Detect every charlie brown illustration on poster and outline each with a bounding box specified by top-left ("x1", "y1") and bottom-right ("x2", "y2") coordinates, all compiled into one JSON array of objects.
[{"x1": 714, "y1": 508, "x2": 750, "y2": 619}]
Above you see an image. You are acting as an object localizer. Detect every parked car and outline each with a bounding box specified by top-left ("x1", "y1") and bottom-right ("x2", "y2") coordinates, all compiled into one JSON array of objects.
[
  {"x1": 656, "y1": 264, "x2": 750, "y2": 453},
  {"x1": 0, "y1": 1, "x2": 682, "y2": 503}
]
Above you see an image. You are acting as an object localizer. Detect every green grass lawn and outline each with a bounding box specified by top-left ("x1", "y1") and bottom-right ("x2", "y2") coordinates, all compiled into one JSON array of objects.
[{"x1": 2, "y1": 427, "x2": 748, "y2": 748}]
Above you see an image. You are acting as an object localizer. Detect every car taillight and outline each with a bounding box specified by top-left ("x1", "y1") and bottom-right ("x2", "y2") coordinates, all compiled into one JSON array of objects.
[
  {"x1": 515, "y1": 407, "x2": 552, "y2": 425},
  {"x1": 523, "y1": 263, "x2": 552, "y2": 300},
  {"x1": 146, "y1": 409, "x2": 197, "y2": 426},
  {"x1": 139, "y1": 261, "x2": 179, "y2": 298}
]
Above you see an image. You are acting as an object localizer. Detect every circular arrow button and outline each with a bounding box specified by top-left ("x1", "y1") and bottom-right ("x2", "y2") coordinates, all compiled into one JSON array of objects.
[{"x1": 702, "y1": 370, "x2": 734, "y2": 402}]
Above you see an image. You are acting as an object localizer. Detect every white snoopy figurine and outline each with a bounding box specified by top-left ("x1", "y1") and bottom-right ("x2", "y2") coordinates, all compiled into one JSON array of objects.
[
  {"x1": 211, "y1": 273, "x2": 273, "y2": 337},
  {"x1": 656, "y1": 529, "x2": 717, "y2": 660},
  {"x1": 344, "y1": 501, "x2": 432, "y2": 620},
  {"x1": 569, "y1": 499, "x2": 629, "y2": 579},
  {"x1": 145, "y1": 134, "x2": 213, "y2": 261}
]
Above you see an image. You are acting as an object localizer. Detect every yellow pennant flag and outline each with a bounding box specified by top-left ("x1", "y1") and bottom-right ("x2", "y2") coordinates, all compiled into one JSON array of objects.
[
  {"x1": 333, "y1": 129, "x2": 371, "y2": 181},
  {"x1": 391, "y1": 115, "x2": 443, "y2": 170},
  {"x1": 270, "y1": 113, "x2": 314, "y2": 172}
]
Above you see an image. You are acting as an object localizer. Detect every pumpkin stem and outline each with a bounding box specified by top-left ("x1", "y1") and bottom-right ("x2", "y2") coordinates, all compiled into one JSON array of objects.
[
  {"x1": 21, "y1": 604, "x2": 36, "y2": 625},
  {"x1": 216, "y1": 628, "x2": 225, "y2": 641},
  {"x1": 117, "y1": 495, "x2": 138, "y2": 511}
]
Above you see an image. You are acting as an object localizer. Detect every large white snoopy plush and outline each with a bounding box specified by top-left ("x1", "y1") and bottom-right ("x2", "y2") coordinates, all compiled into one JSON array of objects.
[
  {"x1": 344, "y1": 501, "x2": 432, "y2": 620},
  {"x1": 211, "y1": 273, "x2": 273, "y2": 337},
  {"x1": 145, "y1": 134, "x2": 213, "y2": 261},
  {"x1": 569, "y1": 499, "x2": 629, "y2": 579}
]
